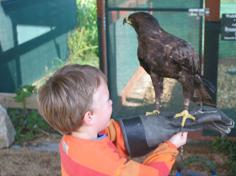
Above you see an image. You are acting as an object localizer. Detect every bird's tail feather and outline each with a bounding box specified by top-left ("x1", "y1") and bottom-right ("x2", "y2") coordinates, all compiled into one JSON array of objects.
[{"x1": 193, "y1": 75, "x2": 216, "y2": 105}]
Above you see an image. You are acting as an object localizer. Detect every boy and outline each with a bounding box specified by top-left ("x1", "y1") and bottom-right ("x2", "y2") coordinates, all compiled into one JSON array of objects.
[{"x1": 38, "y1": 64, "x2": 187, "y2": 176}]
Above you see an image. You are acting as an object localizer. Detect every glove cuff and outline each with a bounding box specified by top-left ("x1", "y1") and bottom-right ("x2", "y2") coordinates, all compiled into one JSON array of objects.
[{"x1": 119, "y1": 116, "x2": 154, "y2": 157}]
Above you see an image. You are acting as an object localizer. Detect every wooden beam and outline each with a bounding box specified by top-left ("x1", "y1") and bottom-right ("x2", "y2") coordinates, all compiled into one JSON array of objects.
[
  {"x1": 97, "y1": 0, "x2": 108, "y2": 76},
  {"x1": 0, "y1": 93, "x2": 38, "y2": 109},
  {"x1": 205, "y1": 0, "x2": 220, "y2": 22}
]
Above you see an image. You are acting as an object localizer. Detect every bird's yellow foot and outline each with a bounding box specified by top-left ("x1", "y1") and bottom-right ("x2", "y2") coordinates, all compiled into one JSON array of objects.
[
  {"x1": 174, "y1": 110, "x2": 195, "y2": 127},
  {"x1": 145, "y1": 110, "x2": 160, "y2": 116}
]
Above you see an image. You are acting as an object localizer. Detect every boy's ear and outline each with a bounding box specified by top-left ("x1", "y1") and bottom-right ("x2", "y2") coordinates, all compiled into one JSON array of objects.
[{"x1": 83, "y1": 111, "x2": 95, "y2": 125}]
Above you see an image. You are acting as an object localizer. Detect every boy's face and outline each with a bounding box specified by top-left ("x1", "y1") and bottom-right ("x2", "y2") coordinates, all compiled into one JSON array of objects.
[{"x1": 90, "y1": 78, "x2": 112, "y2": 132}]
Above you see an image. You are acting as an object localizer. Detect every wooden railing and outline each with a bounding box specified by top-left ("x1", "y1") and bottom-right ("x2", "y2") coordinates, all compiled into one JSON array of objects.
[{"x1": 0, "y1": 93, "x2": 38, "y2": 109}]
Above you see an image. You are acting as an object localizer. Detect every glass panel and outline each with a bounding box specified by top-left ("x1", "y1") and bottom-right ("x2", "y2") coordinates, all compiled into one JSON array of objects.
[
  {"x1": 106, "y1": 10, "x2": 202, "y2": 117},
  {"x1": 107, "y1": 11, "x2": 139, "y2": 116},
  {"x1": 153, "y1": 12, "x2": 201, "y2": 53},
  {"x1": 217, "y1": 2, "x2": 236, "y2": 118}
]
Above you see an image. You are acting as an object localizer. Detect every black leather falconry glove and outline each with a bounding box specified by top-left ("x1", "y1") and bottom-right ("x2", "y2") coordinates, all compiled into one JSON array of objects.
[{"x1": 119, "y1": 106, "x2": 234, "y2": 157}]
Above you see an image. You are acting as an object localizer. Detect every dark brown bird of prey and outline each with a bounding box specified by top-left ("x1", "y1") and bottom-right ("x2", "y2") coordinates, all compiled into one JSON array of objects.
[{"x1": 123, "y1": 12, "x2": 215, "y2": 126}]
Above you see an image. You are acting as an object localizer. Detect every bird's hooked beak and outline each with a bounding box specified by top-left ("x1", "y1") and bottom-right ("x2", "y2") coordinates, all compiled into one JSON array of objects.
[{"x1": 123, "y1": 17, "x2": 132, "y2": 25}]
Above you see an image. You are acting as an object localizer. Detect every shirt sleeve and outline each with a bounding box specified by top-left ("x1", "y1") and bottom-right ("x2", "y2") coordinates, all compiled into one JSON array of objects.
[
  {"x1": 119, "y1": 141, "x2": 178, "y2": 176},
  {"x1": 104, "y1": 119, "x2": 128, "y2": 157},
  {"x1": 104, "y1": 119, "x2": 179, "y2": 175}
]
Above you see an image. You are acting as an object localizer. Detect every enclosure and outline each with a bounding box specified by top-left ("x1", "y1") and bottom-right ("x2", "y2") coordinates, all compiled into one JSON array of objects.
[{"x1": 0, "y1": 0, "x2": 236, "y2": 175}]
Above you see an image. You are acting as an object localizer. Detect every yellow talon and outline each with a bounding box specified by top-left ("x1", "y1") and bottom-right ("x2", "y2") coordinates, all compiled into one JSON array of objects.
[
  {"x1": 174, "y1": 110, "x2": 195, "y2": 127},
  {"x1": 146, "y1": 110, "x2": 160, "y2": 116}
]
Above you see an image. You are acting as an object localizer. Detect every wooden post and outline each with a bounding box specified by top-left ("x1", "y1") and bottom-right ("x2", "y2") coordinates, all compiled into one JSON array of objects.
[
  {"x1": 205, "y1": 0, "x2": 220, "y2": 22},
  {"x1": 204, "y1": 0, "x2": 220, "y2": 104},
  {"x1": 97, "y1": 0, "x2": 108, "y2": 77}
]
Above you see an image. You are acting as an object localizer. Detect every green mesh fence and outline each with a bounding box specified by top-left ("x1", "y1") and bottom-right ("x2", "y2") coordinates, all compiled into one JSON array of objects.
[{"x1": 0, "y1": 0, "x2": 76, "y2": 92}]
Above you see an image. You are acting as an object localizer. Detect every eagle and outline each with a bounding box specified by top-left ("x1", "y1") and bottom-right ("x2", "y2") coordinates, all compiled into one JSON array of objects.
[{"x1": 123, "y1": 12, "x2": 215, "y2": 127}]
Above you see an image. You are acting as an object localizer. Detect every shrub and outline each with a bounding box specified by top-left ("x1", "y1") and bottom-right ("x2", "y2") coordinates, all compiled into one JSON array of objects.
[
  {"x1": 68, "y1": 0, "x2": 99, "y2": 67},
  {"x1": 212, "y1": 137, "x2": 236, "y2": 176}
]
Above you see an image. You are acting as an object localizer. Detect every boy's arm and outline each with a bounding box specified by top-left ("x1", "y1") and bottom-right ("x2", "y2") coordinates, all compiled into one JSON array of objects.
[
  {"x1": 142, "y1": 141, "x2": 178, "y2": 174},
  {"x1": 118, "y1": 110, "x2": 233, "y2": 158},
  {"x1": 104, "y1": 118, "x2": 180, "y2": 175},
  {"x1": 104, "y1": 119, "x2": 128, "y2": 157},
  {"x1": 118, "y1": 141, "x2": 178, "y2": 176},
  {"x1": 104, "y1": 119, "x2": 179, "y2": 174},
  {"x1": 60, "y1": 132, "x2": 178, "y2": 176}
]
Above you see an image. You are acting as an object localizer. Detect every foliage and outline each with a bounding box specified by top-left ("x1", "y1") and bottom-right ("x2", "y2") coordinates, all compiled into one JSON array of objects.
[
  {"x1": 212, "y1": 137, "x2": 236, "y2": 176},
  {"x1": 10, "y1": 85, "x2": 55, "y2": 144},
  {"x1": 67, "y1": 0, "x2": 99, "y2": 67},
  {"x1": 33, "y1": 0, "x2": 99, "y2": 88},
  {"x1": 9, "y1": 109, "x2": 53, "y2": 144},
  {"x1": 15, "y1": 85, "x2": 36, "y2": 111},
  {"x1": 176, "y1": 155, "x2": 216, "y2": 175}
]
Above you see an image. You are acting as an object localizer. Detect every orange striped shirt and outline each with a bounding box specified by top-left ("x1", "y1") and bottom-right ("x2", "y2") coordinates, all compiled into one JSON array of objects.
[{"x1": 60, "y1": 120, "x2": 179, "y2": 176}]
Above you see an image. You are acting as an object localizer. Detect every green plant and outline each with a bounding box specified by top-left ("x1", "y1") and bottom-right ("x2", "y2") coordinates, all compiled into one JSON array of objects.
[
  {"x1": 176, "y1": 155, "x2": 216, "y2": 175},
  {"x1": 15, "y1": 85, "x2": 36, "y2": 113},
  {"x1": 212, "y1": 137, "x2": 236, "y2": 176},
  {"x1": 9, "y1": 109, "x2": 53, "y2": 144},
  {"x1": 9, "y1": 85, "x2": 55, "y2": 144},
  {"x1": 33, "y1": 0, "x2": 99, "y2": 87},
  {"x1": 68, "y1": 0, "x2": 99, "y2": 67}
]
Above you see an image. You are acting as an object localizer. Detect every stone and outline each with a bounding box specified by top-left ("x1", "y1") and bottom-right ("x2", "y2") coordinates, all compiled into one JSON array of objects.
[{"x1": 0, "y1": 105, "x2": 16, "y2": 148}]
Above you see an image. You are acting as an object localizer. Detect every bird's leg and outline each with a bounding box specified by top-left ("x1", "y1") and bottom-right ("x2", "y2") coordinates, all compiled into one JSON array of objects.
[
  {"x1": 145, "y1": 99, "x2": 160, "y2": 116},
  {"x1": 174, "y1": 99, "x2": 196, "y2": 127},
  {"x1": 174, "y1": 79, "x2": 196, "y2": 127},
  {"x1": 145, "y1": 75, "x2": 163, "y2": 116},
  {"x1": 155, "y1": 100, "x2": 161, "y2": 115}
]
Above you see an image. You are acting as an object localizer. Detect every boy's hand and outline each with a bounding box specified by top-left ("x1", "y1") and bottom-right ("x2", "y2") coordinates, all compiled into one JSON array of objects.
[{"x1": 169, "y1": 132, "x2": 188, "y2": 148}]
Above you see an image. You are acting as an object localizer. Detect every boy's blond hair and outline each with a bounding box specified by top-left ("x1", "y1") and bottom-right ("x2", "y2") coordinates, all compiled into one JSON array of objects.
[{"x1": 38, "y1": 64, "x2": 106, "y2": 134}]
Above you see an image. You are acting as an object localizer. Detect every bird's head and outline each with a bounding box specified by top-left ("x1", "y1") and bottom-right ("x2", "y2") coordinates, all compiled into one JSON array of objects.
[{"x1": 123, "y1": 12, "x2": 160, "y2": 34}]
